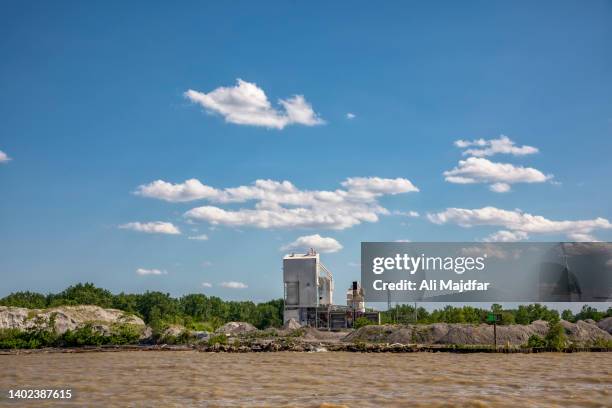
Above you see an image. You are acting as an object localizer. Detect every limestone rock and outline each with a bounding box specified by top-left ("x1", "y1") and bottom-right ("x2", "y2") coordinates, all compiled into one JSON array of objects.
[
  {"x1": 0, "y1": 305, "x2": 145, "y2": 335},
  {"x1": 597, "y1": 316, "x2": 612, "y2": 334},
  {"x1": 214, "y1": 321, "x2": 257, "y2": 336}
]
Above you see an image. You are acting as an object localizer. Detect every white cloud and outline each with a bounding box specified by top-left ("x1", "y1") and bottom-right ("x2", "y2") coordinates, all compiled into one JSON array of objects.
[
  {"x1": 443, "y1": 157, "x2": 552, "y2": 192},
  {"x1": 281, "y1": 234, "x2": 343, "y2": 253},
  {"x1": 394, "y1": 210, "x2": 420, "y2": 217},
  {"x1": 135, "y1": 179, "x2": 219, "y2": 202},
  {"x1": 483, "y1": 230, "x2": 529, "y2": 242},
  {"x1": 0, "y1": 150, "x2": 11, "y2": 163},
  {"x1": 136, "y1": 177, "x2": 418, "y2": 230},
  {"x1": 136, "y1": 268, "x2": 167, "y2": 276},
  {"x1": 489, "y1": 183, "x2": 511, "y2": 193},
  {"x1": 346, "y1": 113, "x2": 356, "y2": 119},
  {"x1": 184, "y1": 79, "x2": 324, "y2": 129},
  {"x1": 460, "y1": 245, "x2": 520, "y2": 260},
  {"x1": 119, "y1": 221, "x2": 181, "y2": 235},
  {"x1": 454, "y1": 135, "x2": 538, "y2": 157},
  {"x1": 201, "y1": 261, "x2": 213, "y2": 267},
  {"x1": 394, "y1": 239, "x2": 412, "y2": 242},
  {"x1": 566, "y1": 233, "x2": 599, "y2": 242},
  {"x1": 428, "y1": 206, "x2": 611, "y2": 240},
  {"x1": 188, "y1": 234, "x2": 209, "y2": 241},
  {"x1": 201, "y1": 282, "x2": 212, "y2": 288},
  {"x1": 341, "y1": 177, "x2": 419, "y2": 196},
  {"x1": 220, "y1": 281, "x2": 248, "y2": 289}
]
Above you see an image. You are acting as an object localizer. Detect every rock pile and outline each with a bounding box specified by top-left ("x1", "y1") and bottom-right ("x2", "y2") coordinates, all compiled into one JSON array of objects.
[
  {"x1": 214, "y1": 321, "x2": 257, "y2": 336},
  {"x1": 344, "y1": 320, "x2": 611, "y2": 346},
  {"x1": 597, "y1": 317, "x2": 612, "y2": 334},
  {"x1": 283, "y1": 318, "x2": 301, "y2": 330},
  {"x1": 0, "y1": 305, "x2": 145, "y2": 335}
]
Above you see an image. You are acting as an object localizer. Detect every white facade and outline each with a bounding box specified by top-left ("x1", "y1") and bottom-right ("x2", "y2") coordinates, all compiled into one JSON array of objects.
[{"x1": 283, "y1": 250, "x2": 334, "y2": 324}]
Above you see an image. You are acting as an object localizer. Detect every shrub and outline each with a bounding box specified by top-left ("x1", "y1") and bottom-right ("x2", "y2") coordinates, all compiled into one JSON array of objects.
[
  {"x1": 61, "y1": 324, "x2": 107, "y2": 347},
  {"x1": 187, "y1": 321, "x2": 215, "y2": 332},
  {"x1": 286, "y1": 328, "x2": 305, "y2": 338},
  {"x1": 0, "y1": 328, "x2": 58, "y2": 349},
  {"x1": 108, "y1": 324, "x2": 142, "y2": 345},
  {"x1": 207, "y1": 334, "x2": 228, "y2": 346},
  {"x1": 589, "y1": 337, "x2": 612, "y2": 348},
  {"x1": 354, "y1": 317, "x2": 374, "y2": 329},
  {"x1": 0, "y1": 329, "x2": 30, "y2": 349},
  {"x1": 525, "y1": 334, "x2": 547, "y2": 348}
]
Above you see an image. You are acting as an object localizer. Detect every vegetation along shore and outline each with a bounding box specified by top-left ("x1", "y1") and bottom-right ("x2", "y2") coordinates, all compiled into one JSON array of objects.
[{"x1": 1, "y1": 283, "x2": 611, "y2": 352}]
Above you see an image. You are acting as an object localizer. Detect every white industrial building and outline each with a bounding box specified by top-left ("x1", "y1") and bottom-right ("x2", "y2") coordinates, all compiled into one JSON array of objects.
[{"x1": 283, "y1": 249, "x2": 379, "y2": 329}]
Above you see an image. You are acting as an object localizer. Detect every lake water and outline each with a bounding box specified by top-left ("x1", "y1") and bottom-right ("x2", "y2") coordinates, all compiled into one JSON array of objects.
[{"x1": 1, "y1": 351, "x2": 611, "y2": 407}]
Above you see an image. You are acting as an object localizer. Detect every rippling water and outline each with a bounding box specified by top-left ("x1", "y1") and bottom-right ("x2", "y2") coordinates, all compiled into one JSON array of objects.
[{"x1": 2, "y1": 351, "x2": 611, "y2": 407}]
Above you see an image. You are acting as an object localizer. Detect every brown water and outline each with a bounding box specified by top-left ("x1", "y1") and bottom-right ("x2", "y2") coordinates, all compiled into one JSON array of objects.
[{"x1": 1, "y1": 351, "x2": 611, "y2": 407}]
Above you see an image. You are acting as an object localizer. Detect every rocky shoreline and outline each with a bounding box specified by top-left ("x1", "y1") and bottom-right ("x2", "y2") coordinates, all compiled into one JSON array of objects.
[
  {"x1": 2, "y1": 305, "x2": 612, "y2": 354},
  {"x1": 2, "y1": 341, "x2": 611, "y2": 355}
]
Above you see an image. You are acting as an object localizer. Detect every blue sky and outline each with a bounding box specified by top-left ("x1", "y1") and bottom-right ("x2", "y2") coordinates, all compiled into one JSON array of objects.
[{"x1": 1, "y1": 1, "x2": 611, "y2": 302}]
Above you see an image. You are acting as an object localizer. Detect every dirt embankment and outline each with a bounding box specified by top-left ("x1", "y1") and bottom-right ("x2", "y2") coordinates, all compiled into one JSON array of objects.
[{"x1": 344, "y1": 320, "x2": 612, "y2": 346}]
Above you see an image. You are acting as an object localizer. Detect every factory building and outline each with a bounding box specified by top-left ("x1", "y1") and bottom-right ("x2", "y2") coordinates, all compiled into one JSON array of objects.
[{"x1": 283, "y1": 249, "x2": 380, "y2": 329}]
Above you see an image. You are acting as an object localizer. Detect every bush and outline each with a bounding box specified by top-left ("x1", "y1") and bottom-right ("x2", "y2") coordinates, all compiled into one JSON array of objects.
[
  {"x1": 108, "y1": 324, "x2": 142, "y2": 345},
  {"x1": 354, "y1": 317, "x2": 374, "y2": 329},
  {"x1": 589, "y1": 338, "x2": 612, "y2": 348},
  {"x1": 0, "y1": 329, "x2": 31, "y2": 349},
  {"x1": 286, "y1": 328, "x2": 305, "y2": 338},
  {"x1": 0, "y1": 328, "x2": 59, "y2": 349},
  {"x1": 207, "y1": 334, "x2": 228, "y2": 346},
  {"x1": 525, "y1": 334, "x2": 547, "y2": 348},
  {"x1": 61, "y1": 324, "x2": 107, "y2": 347},
  {"x1": 186, "y1": 321, "x2": 215, "y2": 332},
  {"x1": 160, "y1": 329, "x2": 195, "y2": 345}
]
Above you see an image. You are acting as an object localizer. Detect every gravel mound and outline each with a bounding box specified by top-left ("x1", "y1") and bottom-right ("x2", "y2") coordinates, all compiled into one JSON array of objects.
[
  {"x1": 300, "y1": 328, "x2": 347, "y2": 342},
  {"x1": 0, "y1": 305, "x2": 145, "y2": 334},
  {"x1": 597, "y1": 317, "x2": 612, "y2": 334},
  {"x1": 283, "y1": 318, "x2": 301, "y2": 330},
  {"x1": 214, "y1": 321, "x2": 257, "y2": 336},
  {"x1": 562, "y1": 320, "x2": 612, "y2": 344},
  {"x1": 343, "y1": 320, "x2": 610, "y2": 346}
]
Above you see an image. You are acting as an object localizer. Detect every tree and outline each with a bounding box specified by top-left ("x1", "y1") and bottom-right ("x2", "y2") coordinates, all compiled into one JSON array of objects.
[
  {"x1": 179, "y1": 294, "x2": 210, "y2": 321},
  {"x1": 575, "y1": 305, "x2": 604, "y2": 322},
  {"x1": 491, "y1": 304, "x2": 503, "y2": 314},
  {"x1": 561, "y1": 309, "x2": 575, "y2": 322},
  {"x1": 112, "y1": 293, "x2": 139, "y2": 314},
  {"x1": 48, "y1": 283, "x2": 114, "y2": 308},
  {"x1": 0, "y1": 291, "x2": 47, "y2": 309},
  {"x1": 515, "y1": 305, "x2": 530, "y2": 325},
  {"x1": 135, "y1": 291, "x2": 179, "y2": 324},
  {"x1": 545, "y1": 315, "x2": 567, "y2": 351},
  {"x1": 254, "y1": 303, "x2": 282, "y2": 329}
]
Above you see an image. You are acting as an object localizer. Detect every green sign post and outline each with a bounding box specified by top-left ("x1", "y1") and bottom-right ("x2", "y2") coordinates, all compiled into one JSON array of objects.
[{"x1": 487, "y1": 313, "x2": 501, "y2": 349}]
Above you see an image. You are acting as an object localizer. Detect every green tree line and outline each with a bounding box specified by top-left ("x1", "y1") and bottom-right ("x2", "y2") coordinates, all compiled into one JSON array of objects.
[
  {"x1": 2, "y1": 283, "x2": 610, "y2": 331},
  {"x1": 380, "y1": 303, "x2": 611, "y2": 325},
  {"x1": 0, "y1": 283, "x2": 284, "y2": 331}
]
